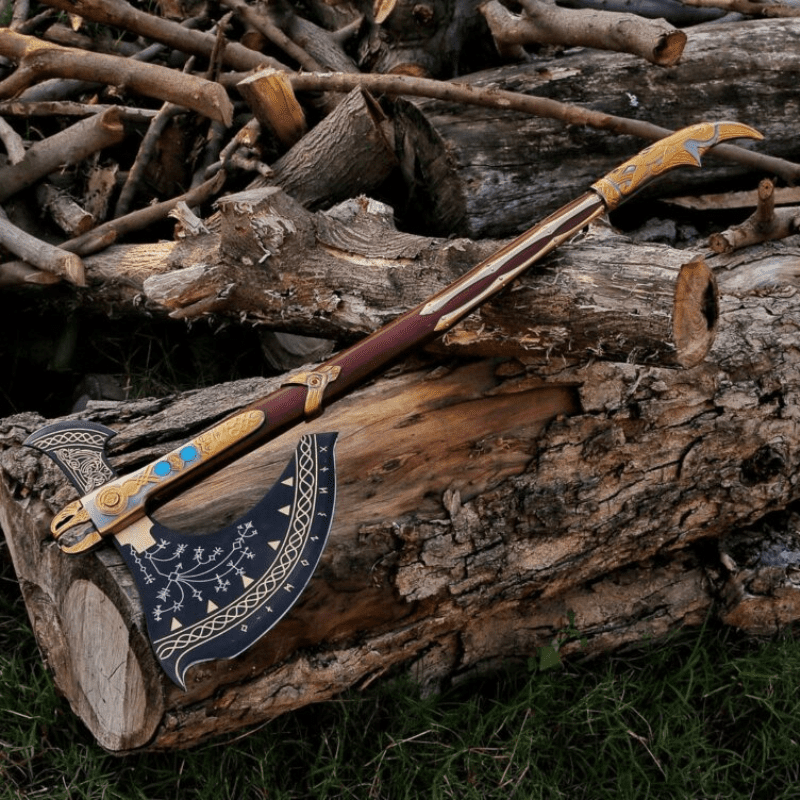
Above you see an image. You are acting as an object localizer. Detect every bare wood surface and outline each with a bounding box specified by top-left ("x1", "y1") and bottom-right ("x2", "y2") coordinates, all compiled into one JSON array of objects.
[
  {"x1": 3, "y1": 234, "x2": 800, "y2": 750},
  {"x1": 237, "y1": 69, "x2": 308, "y2": 147}
]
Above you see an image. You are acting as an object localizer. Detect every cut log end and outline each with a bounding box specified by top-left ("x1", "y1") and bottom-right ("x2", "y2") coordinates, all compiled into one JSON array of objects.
[
  {"x1": 237, "y1": 69, "x2": 307, "y2": 147},
  {"x1": 672, "y1": 257, "x2": 719, "y2": 368},
  {"x1": 654, "y1": 29, "x2": 687, "y2": 67}
]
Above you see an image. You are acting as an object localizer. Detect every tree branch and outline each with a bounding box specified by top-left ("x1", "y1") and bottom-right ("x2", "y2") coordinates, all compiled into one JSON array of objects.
[
  {"x1": 481, "y1": 0, "x2": 687, "y2": 66},
  {"x1": 40, "y1": 0, "x2": 289, "y2": 72},
  {"x1": 0, "y1": 30, "x2": 233, "y2": 125},
  {"x1": 0, "y1": 107, "x2": 126, "y2": 203}
]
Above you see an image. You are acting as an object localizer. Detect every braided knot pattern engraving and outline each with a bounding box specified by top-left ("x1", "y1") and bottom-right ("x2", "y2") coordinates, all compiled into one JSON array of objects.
[{"x1": 591, "y1": 122, "x2": 761, "y2": 209}]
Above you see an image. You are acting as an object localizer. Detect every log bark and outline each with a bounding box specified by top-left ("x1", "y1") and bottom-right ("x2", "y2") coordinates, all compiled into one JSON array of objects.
[
  {"x1": 255, "y1": 88, "x2": 396, "y2": 209},
  {"x1": 3, "y1": 233, "x2": 800, "y2": 751},
  {"x1": 393, "y1": 17, "x2": 799, "y2": 237}
]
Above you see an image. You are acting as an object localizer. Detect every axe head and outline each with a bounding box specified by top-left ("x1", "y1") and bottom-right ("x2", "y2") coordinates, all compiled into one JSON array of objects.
[
  {"x1": 26, "y1": 418, "x2": 337, "y2": 689},
  {"x1": 114, "y1": 432, "x2": 337, "y2": 689}
]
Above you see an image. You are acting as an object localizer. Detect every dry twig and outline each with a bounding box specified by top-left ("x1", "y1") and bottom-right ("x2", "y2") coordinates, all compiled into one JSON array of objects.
[{"x1": 709, "y1": 179, "x2": 800, "y2": 253}]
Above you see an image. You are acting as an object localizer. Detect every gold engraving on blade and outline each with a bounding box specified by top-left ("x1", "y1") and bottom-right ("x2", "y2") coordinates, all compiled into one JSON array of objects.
[
  {"x1": 283, "y1": 365, "x2": 341, "y2": 418},
  {"x1": 93, "y1": 410, "x2": 265, "y2": 518},
  {"x1": 115, "y1": 515, "x2": 157, "y2": 553},
  {"x1": 591, "y1": 122, "x2": 762, "y2": 210}
]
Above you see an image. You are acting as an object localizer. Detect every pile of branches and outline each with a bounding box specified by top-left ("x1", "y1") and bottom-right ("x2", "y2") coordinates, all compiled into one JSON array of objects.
[{"x1": 1, "y1": 0, "x2": 799, "y2": 292}]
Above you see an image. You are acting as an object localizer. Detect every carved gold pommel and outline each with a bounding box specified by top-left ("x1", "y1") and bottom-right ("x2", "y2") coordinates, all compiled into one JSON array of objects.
[
  {"x1": 591, "y1": 122, "x2": 763, "y2": 210},
  {"x1": 283, "y1": 365, "x2": 341, "y2": 419}
]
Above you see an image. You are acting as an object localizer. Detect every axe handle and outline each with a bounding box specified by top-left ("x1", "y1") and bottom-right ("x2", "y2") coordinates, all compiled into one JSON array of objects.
[
  {"x1": 66, "y1": 192, "x2": 604, "y2": 541},
  {"x1": 49, "y1": 121, "x2": 764, "y2": 547}
]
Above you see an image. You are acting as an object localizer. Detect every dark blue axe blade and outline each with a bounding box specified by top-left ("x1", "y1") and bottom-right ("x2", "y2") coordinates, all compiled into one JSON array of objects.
[
  {"x1": 114, "y1": 432, "x2": 337, "y2": 689},
  {"x1": 26, "y1": 421, "x2": 337, "y2": 689}
]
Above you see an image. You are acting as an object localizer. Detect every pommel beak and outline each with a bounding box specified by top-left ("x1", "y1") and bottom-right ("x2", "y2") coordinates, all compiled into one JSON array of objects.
[
  {"x1": 51, "y1": 499, "x2": 103, "y2": 554},
  {"x1": 591, "y1": 121, "x2": 763, "y2": 211}
]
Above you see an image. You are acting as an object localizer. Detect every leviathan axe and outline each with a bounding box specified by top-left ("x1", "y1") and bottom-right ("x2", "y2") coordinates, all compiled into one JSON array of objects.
[{"x1": 26, "y1": 122, "x2": 762, "y2": 689}]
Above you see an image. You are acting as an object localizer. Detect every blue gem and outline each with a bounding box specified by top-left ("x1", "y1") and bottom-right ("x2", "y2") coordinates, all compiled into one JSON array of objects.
[
  {"x1": 180, "y1": 445, "x2": 199, "y2": 461},
  {"x1": 154, "y1": 461, "x2": 171, "y2": 477}
]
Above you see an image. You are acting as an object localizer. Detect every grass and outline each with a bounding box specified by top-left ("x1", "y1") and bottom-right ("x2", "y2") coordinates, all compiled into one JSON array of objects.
[{"x1": 2, "y1": 543, "x2": 800, "y2": 800}]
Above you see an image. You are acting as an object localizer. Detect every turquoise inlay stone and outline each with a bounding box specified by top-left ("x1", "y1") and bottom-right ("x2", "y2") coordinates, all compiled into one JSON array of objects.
[
  {"x1": 154, "y1": 461, "x2": 171, "y2": 477},
  {"x1": 180, "y1": 445, "x2": 199, "y2": 461}
]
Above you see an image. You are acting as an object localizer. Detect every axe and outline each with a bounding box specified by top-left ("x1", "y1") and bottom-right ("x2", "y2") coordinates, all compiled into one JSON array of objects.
[{"x1": 26, "y1": 121, "x2": 762, "y2": 689}]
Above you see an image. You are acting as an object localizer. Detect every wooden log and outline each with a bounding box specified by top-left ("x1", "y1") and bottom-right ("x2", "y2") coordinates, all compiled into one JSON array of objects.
[
  {"x1": 63, "y1": 188, "x2": 714, "y2": 367},
  {"x1": 481, "y1": 0, "x2": 687, "y2": 66},
  {"x1": 3, "y1": 235, "x2": 800, "y2": 750},
  {"x1": 393, "y1": 17, "x2": 796, "y2": 238},
  {"x1": 255, "y1": 88, "x2": 396, "y2": 210}
]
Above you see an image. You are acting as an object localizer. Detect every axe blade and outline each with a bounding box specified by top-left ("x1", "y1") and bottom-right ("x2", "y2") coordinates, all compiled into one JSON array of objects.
[{"x1": 113, "y1": 431, "x2": 337, "y2": 689}]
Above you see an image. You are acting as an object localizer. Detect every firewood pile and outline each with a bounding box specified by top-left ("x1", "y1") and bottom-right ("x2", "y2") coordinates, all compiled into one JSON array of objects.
[{"x1": 4, "y1": 0, "x2": 800, "y2": 752}]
